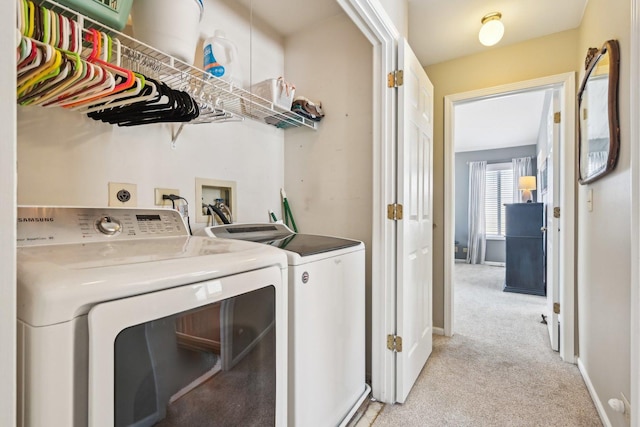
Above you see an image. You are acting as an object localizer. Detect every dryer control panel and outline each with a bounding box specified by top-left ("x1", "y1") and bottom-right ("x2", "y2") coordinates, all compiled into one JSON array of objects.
[{"x1": 17, "y1": 206, "x2": 188, "y2": 246}]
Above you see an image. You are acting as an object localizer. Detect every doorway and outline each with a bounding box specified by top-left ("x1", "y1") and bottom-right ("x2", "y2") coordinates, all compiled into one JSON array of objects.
[{"x1": 443, "y1": 73, "x2": 576, "y2": 362}]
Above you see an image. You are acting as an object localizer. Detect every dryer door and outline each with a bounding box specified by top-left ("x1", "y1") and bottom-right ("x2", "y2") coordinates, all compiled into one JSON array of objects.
[{"x1": 87, "y1": 266, "x2": 286, "y2": 427}]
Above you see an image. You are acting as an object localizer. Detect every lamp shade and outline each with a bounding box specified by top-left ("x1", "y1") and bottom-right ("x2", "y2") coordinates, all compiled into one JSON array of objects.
[
  {"x1": 479, "y1": 13, "x2": 504, "y2": 46},
  {"x1": 518, "y1": 176, "x2": 537, "y2": 190}
]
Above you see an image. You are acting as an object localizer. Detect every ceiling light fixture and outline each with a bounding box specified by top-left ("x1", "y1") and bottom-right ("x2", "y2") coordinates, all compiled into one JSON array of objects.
[{"x1": 479, "y1": 12, "x2": 504, "y2": 47}]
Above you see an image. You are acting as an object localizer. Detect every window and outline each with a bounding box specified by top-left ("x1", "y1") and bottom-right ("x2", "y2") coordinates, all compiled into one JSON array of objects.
[{"x1": 485, "y1": 163, "x2": 513, "y2": 237}]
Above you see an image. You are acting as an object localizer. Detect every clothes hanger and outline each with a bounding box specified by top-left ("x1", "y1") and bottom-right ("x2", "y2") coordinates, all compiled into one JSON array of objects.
[
  {"x1": 18, "y1": 54, "x2": 72, "y2": 105},
  {"x1": 42, "y1": 61, "x2": 101, "y2": 107},
  {"x1": 56, "y1": 64, "x2": 115, "y2": 107},
  {"x1": 17, "y1": 37, "x2": 34, "y2": 67},
  {"x1": 24, "y1": 38, "x2": 88, "y2": 107},
  {"x1": 72, "y1": 74, "x2": 143, "y2": 111},
  {"x1": 99, "y1": 80, "x2": 199, "y2": 126},
  {"x1": 40, "y1": 6, "x2": 50, "y2": 45},
  {"x1": 89, "y1": 80, "x2": 165, "y2": 125},
  {"x1": 17, "y1": 2, "x2": 198, "y2": 126},
  {"x1": 54, "y1": 40, "x2": 118, "y2": 107},
  {"x1": 73, "y1": 36, "x2": 150, "y2": 111},
  {"x1": 17, "y1": 44, "x2": 62, "y2": 97},
  {"x1": 86, "y1": 78, "x2": 159, "y2": 119},
  {"x1": 104, "y1": 79, "x2": 178, "y2": 125},
  {"x1": 16, "y1": 6, "x2": 66, "y2": 98},
  {"x1": 17, "y1": 0, "x2": 24, "y2": 36},
  {"x1": 25, "y1": 0, "x2": 34, "y2": 38},
  {"x1": 31, "y1": 52, "x2": 86, "y2": 105},
  {"x1": 17, "y1": 46, "x2": 62, "y2": 98},
  {"x1": 19, "y1": 11, "x2": 90, "y2": 106},
  {"x1": 17, "y1": 40, "x2": 41, "y2": 76},
  {"x1": 62, "y1": 29, "x2": 133, "y2": 108}
]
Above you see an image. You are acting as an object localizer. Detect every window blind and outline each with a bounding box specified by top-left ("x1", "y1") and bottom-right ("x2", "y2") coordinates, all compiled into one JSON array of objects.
[{"x1": 485, "y1": 164, "x2": 514, "y2": 236}]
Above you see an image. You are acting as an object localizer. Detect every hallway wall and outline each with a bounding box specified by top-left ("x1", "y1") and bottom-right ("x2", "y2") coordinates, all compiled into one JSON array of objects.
[
  {"x1": 426, "y1": 2, "x2": 633, "y2": 424},
  {"x1": 576, "y1": 0, "x2": 632, "y2": 424}
]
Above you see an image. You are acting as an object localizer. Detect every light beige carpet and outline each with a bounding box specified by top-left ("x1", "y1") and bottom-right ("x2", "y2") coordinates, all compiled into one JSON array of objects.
[{"x1": 370, "y1": 262, "x2": 602, "y2": 427}]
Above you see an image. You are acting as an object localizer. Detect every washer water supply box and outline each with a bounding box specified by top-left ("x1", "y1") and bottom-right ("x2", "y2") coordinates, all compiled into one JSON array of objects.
[
  {"x1": 251, "y1": 77, "x2": 296, "y2": 110},
  {"x1": 56, "y1": 0, "x2": 133, "y2": 31}
]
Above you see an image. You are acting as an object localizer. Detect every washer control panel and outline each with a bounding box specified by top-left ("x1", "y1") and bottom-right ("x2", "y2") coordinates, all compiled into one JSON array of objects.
[
  {"x1": 17, "y1": 206, "x2": 188, "y2": 246},
  {"x1": 96, "y1": 216, "x2": 122, "y2": 235}
]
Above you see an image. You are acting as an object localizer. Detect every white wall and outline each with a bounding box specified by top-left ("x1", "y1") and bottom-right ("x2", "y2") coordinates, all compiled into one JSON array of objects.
[
  {"x1": 198, "y1": 0, "x2": 285, "y2": 87},
  {"x1": 1, "y1": 1, "x2": 17, "y2": 424},
  {"x1": 18, "y1": 0, "x2": 288, "y2": 227},
  {"x1": 377, "y1": 0, "x2": 408, "y2": 38},
  {"x1": 18, "y1": 109, "x2": 284, "y2": 225},
  {"x1": 576, "y1": 0, "x2": 632, "y2": 424},
  {"x1": 283, "y1": 13, "x2": 373, "y2": 374}
]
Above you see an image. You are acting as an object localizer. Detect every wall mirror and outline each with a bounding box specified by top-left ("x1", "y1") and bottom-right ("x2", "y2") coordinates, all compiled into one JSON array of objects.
[{"x1": 577, "y1": 39, "x2": 620, "y2": 184}]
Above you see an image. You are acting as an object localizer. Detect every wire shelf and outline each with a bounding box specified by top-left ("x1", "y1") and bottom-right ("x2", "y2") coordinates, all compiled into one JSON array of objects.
[{"x1": 33, "y1": 0, "x2": 318, "y2": 130}]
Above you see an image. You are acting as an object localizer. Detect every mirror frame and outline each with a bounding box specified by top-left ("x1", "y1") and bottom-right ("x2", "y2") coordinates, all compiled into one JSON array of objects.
[{"x1": 577, "y1": 39, "x2": 620, "y2": 185}]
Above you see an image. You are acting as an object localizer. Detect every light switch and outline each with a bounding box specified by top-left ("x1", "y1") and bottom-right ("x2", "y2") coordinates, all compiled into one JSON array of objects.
[{"x1": 587, "y1": 188, "x2": 593, "y2": 212}]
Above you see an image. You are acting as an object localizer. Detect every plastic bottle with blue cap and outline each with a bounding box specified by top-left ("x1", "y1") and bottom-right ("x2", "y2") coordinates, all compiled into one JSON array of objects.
[{"x1": 203, "y1": 30, "x2": 242, "y2": 87}]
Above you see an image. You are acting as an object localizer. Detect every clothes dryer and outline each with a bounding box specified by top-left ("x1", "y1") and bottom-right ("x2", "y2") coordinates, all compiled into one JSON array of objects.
[{"x1": 198, "y1": 223, "x2": 369, "y2": 427}]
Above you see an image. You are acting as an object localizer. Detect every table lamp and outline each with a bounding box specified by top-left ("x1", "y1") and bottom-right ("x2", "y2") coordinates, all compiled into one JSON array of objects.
[{"x1": 519, "y1": 176, "x2": 536, "y2": 203}]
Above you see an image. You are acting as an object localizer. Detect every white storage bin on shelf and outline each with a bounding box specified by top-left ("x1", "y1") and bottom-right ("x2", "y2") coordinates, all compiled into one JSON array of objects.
[
  {"x1": 250, "y1": 78, "x2": 296, "y2": 110},
  {"x1": 130, "y1": 0, "x2": 204, "y2": 65}
]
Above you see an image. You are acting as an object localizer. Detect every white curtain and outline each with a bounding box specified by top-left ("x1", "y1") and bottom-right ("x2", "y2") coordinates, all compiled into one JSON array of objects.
[
  {"x1": 512, "y1": 157, "x2": 533, "y2": 202},
  {"x1": 467, "y1": 161, "x2": 486, "y2": 264}
]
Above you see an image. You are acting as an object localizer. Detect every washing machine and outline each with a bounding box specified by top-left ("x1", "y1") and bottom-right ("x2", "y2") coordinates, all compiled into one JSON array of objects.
[
  {"x1": 16, "y1": 206, "x2": 289, "y2": 427},
  {"x1": 197, "y1": 223, "x2": 369, "y2": 427}
]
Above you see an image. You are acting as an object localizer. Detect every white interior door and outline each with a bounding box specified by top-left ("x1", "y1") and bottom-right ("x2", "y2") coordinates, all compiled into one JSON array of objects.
[
  {"x1": 395, "y1": 38, "x2": 433, "y2": 403},
  {"x1": 546, "y1": 88, "x2": 562, "y2": 351}
]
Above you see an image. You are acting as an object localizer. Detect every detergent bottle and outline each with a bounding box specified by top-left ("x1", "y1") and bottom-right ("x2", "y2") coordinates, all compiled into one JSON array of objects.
[{"x1": 203, "y1": 30, "x2": 242, "y2": 87}]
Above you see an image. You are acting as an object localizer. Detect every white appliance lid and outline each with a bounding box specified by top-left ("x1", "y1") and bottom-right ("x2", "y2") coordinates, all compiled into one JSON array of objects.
[
  {"x1": 199, "y1": 223, "x2": 362, "y2": 257},
  {"x1": 18, "y1": 236, "x2": 287, "y2": 327},
  {"x1": 16, "y1": 207, "x2": 288, "y2": 327}
]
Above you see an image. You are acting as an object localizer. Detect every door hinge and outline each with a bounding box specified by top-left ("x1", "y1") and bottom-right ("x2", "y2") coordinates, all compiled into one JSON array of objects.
[
  {"x1": 554, "y1": 112, "x2": 561, "y2": 124},
  {"x1": 387, "y1": 203, "x2": 403, "y2": 220},
  {"x1": 387, "y1": 334, "x2": 403, "y2": 352},
  {"x1": 553, "y1": 207, "x2": 560, "y2": 218},
  {"x1": 553, "y1": 302, "x2": 560, "y2": 314},
  {"x1": 387, "y1": 70, "x2": 404, "y2": 88}
]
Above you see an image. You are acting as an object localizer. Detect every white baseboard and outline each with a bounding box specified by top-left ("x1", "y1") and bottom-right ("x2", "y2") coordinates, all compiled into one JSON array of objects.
[
  {"x1": 577, "y1": 357, "x2": 612, "y2": 427},
  {"x1": 483, "y1": 261, "x2": 505, "y2": 267},
  {"x1": 433, "y1": 327, "x2": 445, "y2": 336}
]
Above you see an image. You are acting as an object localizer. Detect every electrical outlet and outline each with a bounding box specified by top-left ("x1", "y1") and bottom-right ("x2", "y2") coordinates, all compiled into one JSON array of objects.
[
  {"x1": 155, "y1": 188, "x2": 180, "y2": 205},
  {"x1": 108, "y1": 182, "x2": 137, "y2": 207}
]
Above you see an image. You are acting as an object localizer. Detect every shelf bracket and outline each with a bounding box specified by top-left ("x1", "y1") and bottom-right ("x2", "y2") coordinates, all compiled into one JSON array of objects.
[{"x1": 171, "y1": 123, "x2": 186, "y2": 149}]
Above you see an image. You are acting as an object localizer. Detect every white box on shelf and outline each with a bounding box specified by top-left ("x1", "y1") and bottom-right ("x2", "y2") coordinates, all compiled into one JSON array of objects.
[{"x1": 251, "y1": 78, "x2": 296, "y2": 110}]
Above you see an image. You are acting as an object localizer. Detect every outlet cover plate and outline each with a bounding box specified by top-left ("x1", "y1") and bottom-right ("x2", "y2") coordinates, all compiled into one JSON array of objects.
[
  {"x1": 154, "y1": 188, "x2": 180, "y2": 205},
  {"x1": 108, "y1": 182, "x2": 137, "y2": 207}
]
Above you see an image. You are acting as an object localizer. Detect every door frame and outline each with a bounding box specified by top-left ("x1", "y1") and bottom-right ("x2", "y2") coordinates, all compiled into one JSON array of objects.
[
  {"x1": 337, "y1": 0, "x2": 398, "y2": 403},
  {"x1": 1, "y1": 0, "x2": 17, "y2": 425},
  {"x1": 630, "y1": 0, "x2": 639, "y2": 424},
  {"x1": 443, "y1": 72, "x2": 576, "y2": 363}
]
